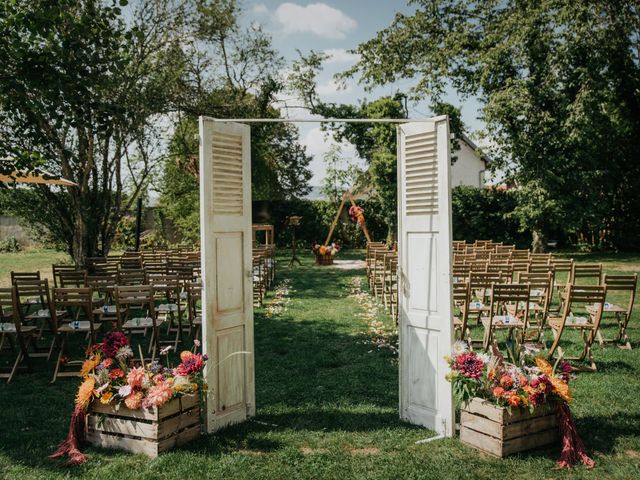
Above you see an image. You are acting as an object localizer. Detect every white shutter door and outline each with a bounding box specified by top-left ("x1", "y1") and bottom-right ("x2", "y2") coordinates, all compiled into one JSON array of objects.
[
  {"x1": 397, "y1": 117, "x2": 454, "y2": 436},
  {"x1": 199, "y1": 118, "x2": 255, "y2": 432}
]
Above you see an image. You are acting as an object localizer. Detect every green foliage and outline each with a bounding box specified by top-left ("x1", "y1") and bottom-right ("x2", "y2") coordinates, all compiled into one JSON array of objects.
[
  {"x1": 112, "y1": 216, "x2": 137, "y2": 251},
  {"x1": 319, "y1": 144, "x2": 362, "y2": 203},
  {"x1": 0, "y1": 237, "x2": 21, "y2": 253},
  {"x1": 451, "y1": 186, "x2": 531, "y2": 248},
  {"x1": 345, "y1": 0, "x2": 640, "y2": 251}
]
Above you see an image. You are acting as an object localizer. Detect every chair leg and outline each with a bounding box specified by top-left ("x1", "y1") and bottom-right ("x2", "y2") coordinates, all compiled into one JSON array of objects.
[{"x1": 51, "y1": 333, "x2": 66, "y2": 383}]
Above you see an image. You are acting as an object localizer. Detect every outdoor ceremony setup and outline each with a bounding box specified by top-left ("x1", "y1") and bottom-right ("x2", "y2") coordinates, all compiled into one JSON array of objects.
[{"x1": 1, "y1": 1, "x2": 640, "y2": 479}]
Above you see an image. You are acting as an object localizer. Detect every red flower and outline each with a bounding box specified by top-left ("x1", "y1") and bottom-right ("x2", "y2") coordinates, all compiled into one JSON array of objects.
[
  {"x1": 109, "y1": 368, "x2": 125, "y2": 379},
  {"x1": 493, "y1": 386, "x2": 505, "y2": 398},
  {"x1": 176, "y1": 354, "x2": 206, "y2": 376},
  {"x1": 453, "y1": 352, "x2": 485, "y2": 379},
  {"x1": 101, "y1": 332, "x2": 129, "y2": 358}
]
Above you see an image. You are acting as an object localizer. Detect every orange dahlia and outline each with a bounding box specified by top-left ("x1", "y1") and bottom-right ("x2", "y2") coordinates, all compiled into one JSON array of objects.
[
  {"x1": 75, "y1": 377, "x2": 96, "y2": 409},
  {"x1": 79, "y1": 354, "x2": 101, "y2": 378},
  {"x1": 127, "y1": 366, "x2": 145, "y2": 388}
]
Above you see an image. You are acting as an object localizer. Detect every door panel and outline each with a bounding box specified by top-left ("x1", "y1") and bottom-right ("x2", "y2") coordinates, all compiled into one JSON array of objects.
[
  {"x1": 398, "y1": 118, "x2": 454, "y2": 436},
  {"x1": 199, "y1": 118, "x2": 255, "y2": 432}
]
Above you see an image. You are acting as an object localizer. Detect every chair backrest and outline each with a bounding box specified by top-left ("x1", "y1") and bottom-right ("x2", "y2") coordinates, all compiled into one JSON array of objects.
[
  {"x1": 563, "y1": 284, "x2": 606, "y2": 326},
  {"x1": 511, "y1": 250, "x2": 530, "y2": 261},
  {"x1": 469, "y1": 260, "x2": 488, "y2": 272},
  {"x1": 86, "y1": 274, "x2": 117, "y2": 293},
  {"x1": 121, "y1": 253, "x2": 143, "y2": 270},
  {"x1": 603, "y1": 274, "x2": 637, "y2": 314},
  {"x1": 52, "y1": 264, "x2": 79, "y2": 288},
  {"x1": 571, "y1": 263, "x2": 602, "y2": 285},
  {"x1": 0, "y1": 287, "x2": 17, "y2": 323},
  {"x1": 143, "y1": 261, "x2": 168, "y2": 276},
  {"x1": 147, "y1": 273, "x2": 181, "y2": 291},
  {"x1": 529, "y1": 253, "x2": 551, "y2": 264},
  {"x1": 486, "y1": 263, "x2": 513, "y2": 279},
  {"x1": 489, "y1": 252, "x2": 512, "y2": 263},
  {"x1": 452, "y1": 264, "x2": 471, "y2": 282},
  {"x1": 516, "y1": 271, "x2": 554, "y2": 312},
  {"x1": 495, "y1": 245, "x2": 515, "y2": 254},
  {"x1": 11, "y1": 271, "x2": 41, "y2": 285},
  {"x1": 58, "y1": 270, "x2": 87, "y2": 288},
  {"x1": 469, "y1": 271, "x2": 505, "y2": 289},
  {"x1": 118, "y1": 269, "x2": 146, "y2": 286},
  {"x1": 528, "y1": 263, "x2": 555, "y2": 275},
  {"x1": 487, "y1": 283, "x2": 530, "y2": 343},
  {"x1": 115, "y1": 285, "x2": 156, "y2": 330},
  {"x1": 15, "y1": 279, "x2": 56, "y2": 331}
]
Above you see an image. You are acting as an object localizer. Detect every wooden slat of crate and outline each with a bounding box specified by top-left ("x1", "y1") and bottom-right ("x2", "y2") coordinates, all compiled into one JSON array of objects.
[
  {"x1": 460, "y1": 398, "x2": 558, "y2": 458},
  {"x1": 89, "y1": 394, "x2": 199, "y2": 422},
  {"x1": 86, "y1": 395, "x2": 201, "y2": 458}
]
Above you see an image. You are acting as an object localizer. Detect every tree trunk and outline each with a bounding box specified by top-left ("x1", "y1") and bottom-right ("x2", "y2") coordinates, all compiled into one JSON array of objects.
[
  {"x1": 532, "y1": 229, "x2": 547, "y2": 253},
  {"x1": 72, "y1": 212, "x2": 88, "y2": 266}
]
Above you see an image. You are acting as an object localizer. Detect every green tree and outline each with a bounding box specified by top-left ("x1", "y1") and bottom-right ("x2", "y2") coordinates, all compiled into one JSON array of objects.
[
  {"x1": 319, "y1": 143, "x2": 361, "y2": 203},
  {"x1": 0, "y1": 0, "x2": 185, "y2": 263},
  {"x1": 342, "y1": 0, "x2": 640, "y2": 250}
]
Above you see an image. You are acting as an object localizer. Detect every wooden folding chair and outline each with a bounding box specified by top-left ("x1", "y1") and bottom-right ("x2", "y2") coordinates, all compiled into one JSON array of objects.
[
  {"x1": 587, "y1": 274, "x2": 637, "y2": 349},
  {"x1": 15, "y1": 279, "x2": 65, "y2": 356},
  {"x1": 58, "y1": 270, "x2": 87, "y2": 288},
  {"x1": 118, "y1": 268, "x2": 146, "y2": 286},
  {"x1": 0, "y1": 287, "x2": 37, "y2": 382},
  {"x1": 513, "y1": 271, "x2": 554, "y2": 340},
  {"x1": 121, "y1": 252, "x2": 143, "y2": 270},
  {"x1": 487, "y1": 263, "x2": 513, "y2": 281},
  {"x1": 482, "y1": 283, "x2": 530, "y2": 352},
  {"x1": 186, "y1": 281, "x2": 202, "y2": 340},
  {"x1": 51, "y1": 288, "x2": 100, "y2": 382},
  {"x1": 548, "y1": 285, "x2": 606, "y2": 371},
  {"x1": 52, "y1": 264, "x2": 79, "y2": 288},
  {"x1": 453, "y1": 281, "x2": 471, "y2": 344},
  {"x1": 148, "y1": 273, "x2": 184, "y2": 349},
  {"x1": 571, "y1": 263, "x2": 603, "y2": 285},
  {"x1": 115, "y1": 285, "x2": 160, "y2": 358},
  {"x1": 452, "y1": 264, "x2": 471, "y2": 283}
]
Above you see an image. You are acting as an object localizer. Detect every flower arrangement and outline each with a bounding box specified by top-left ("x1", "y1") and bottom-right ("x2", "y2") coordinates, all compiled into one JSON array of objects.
[
  {"x1": 446, "y1": 341, "x2": 593, "y2": 469},
  {"x1": 348, "y1": 205, "x2": 365, "y2": 225},
  {"x1": 311, "y1": 242, "x2": 340, "y2": 257},
  {"x1": 51, "y1": 333, "x2": 207, "y2": 465},
  {"x1": 445, "y1": 341, "x2": 571, "y2": 411}
]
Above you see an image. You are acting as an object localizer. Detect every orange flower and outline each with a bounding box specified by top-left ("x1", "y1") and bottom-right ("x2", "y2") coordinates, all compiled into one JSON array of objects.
[
  {"x1": 319, "y1": 246, "x2": 327, "y2": 255},
  {"x1": 488, "y1": 369, "x2": 496, "y2": 381},
  {"x1": 493, "y1": 386, "x2": 505, "y2": 397},
  {"x1": 75, "y1": 377, "x2": 96, "y2": 409},
  {"x1": 80, "y1": 354, "x2": 101, "y2": 378},
  {"x1": 550, "y1": 377, "x2": 572, "y2": 403},
  {"x1": 535, "y1": 357, "x2": 554, "y2": 377},
  {"x1": 508, "y1": 394, "x2": 520, "y2": 407},
  {"x1": 520, "y1": 395, "x2": 529, "y2": 406},
  {"x1": 500, "y1": 375, "x2": 513, "y2": 388},
  {"x1": 180, "y1": 350, "x2": 193, "y2": 362}
]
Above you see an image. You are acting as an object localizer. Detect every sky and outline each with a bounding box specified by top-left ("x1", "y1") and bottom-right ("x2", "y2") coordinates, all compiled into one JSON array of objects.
[{"x1": 237, "y1": 1, "x2": 485, "y2": 185}]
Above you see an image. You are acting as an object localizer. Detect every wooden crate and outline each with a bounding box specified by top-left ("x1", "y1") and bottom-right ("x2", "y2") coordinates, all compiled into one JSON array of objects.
[
  {"x1": 314, "y1": 253, "x2": 334, "y2": 265},
  {"x1": 86, "y1": 394, "x2": 201, "y2": 458},
  {"x1": 460, "y1": 397, "x2": 558, "y2": 457}
]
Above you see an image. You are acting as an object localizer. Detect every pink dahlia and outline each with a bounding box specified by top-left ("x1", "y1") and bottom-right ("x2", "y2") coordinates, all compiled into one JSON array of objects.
[
  {"x1": 143, "y1": 380, "x2": 173, "y2": 408},
  {"x1": 453, "y1": 352, "x2": 485, "y2": 380},
  {"x1": 127, "y1": 366, "x2": 145, "y2": 388},
  {"x1": 124, "y1": 391, "x2": 144, "y2": 409}
]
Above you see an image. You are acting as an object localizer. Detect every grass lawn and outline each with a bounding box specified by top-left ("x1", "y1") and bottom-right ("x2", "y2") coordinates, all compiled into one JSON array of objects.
[
  {"x1": 0, "y1": 249, "x2": 639, "y2": 479},
  {"x1": 0, "y1": 248, "x2": 70, "y2": 287}
]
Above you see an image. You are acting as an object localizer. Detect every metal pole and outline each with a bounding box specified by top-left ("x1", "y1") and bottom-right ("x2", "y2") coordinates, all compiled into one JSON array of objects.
[{"x1": 134, "y1": 196, "x2": 143, "y2": 252}]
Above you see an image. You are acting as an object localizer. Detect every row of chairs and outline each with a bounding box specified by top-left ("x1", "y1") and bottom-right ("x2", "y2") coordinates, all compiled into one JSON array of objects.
[
  {"x1": 366, "y1": 242, "x2": 398, "y2": 322},
  {"x1": 253, "y1": 245, "x2": 276, "y2": 306},
  {"x1": 0, "y1": 277, "x2": 204, "y2": 383}
]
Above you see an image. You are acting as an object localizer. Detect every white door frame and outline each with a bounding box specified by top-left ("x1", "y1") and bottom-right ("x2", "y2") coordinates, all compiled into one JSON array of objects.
[{"x1": 199, "y1": 115, "x2": 454, "y2": 436}]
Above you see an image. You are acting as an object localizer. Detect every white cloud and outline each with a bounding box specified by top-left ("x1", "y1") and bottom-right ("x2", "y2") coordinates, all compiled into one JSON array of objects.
[
  {"x1": 273, "y1": 3, "x2": 357, "y2": 39},
  {"x1": 251, "y1": 4, "x2": 269, "y2": 15},
  {"x1": 316, "y1": 77, "x2": 353, "y2": 96},
  {"x1": 323, "y1": 48, "x2": 361, "y2": 65}
]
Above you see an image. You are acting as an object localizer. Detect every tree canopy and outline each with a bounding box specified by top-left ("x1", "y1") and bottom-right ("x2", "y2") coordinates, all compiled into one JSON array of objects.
[{"x1": 343, "y1": 0, "x2": 640, "y2": 250}]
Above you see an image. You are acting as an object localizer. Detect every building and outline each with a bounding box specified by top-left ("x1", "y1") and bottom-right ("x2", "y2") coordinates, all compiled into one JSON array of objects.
[{"x1": 450, "y1": 133, "x2": 491, "y2": 188}]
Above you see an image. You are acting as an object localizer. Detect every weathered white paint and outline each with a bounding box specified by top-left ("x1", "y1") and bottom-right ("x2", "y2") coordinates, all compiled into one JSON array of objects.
[
  {"x1": 397, "y1": 117, "x2": 454, "y2": 436},
  {"x1": 450, "y1": 137, "x2": 488, "y2": 188},
  {"x1": 199, "y1": 118, "x2": 255, "y2": 433}
]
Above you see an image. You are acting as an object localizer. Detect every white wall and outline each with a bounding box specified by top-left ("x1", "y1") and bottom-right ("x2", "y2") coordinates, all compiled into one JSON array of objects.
[{"x1": 450, "y1": 140, "x2": 487, "y2": 188}]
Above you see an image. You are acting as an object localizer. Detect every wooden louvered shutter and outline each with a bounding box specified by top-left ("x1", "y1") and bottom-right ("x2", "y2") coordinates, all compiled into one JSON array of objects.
[
  {"x1": 199, "y1": 118, "x2": 255, "y2": 432},
  {"x1": 397, "y1": 117, "x2": 454, "y2": 436}
]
